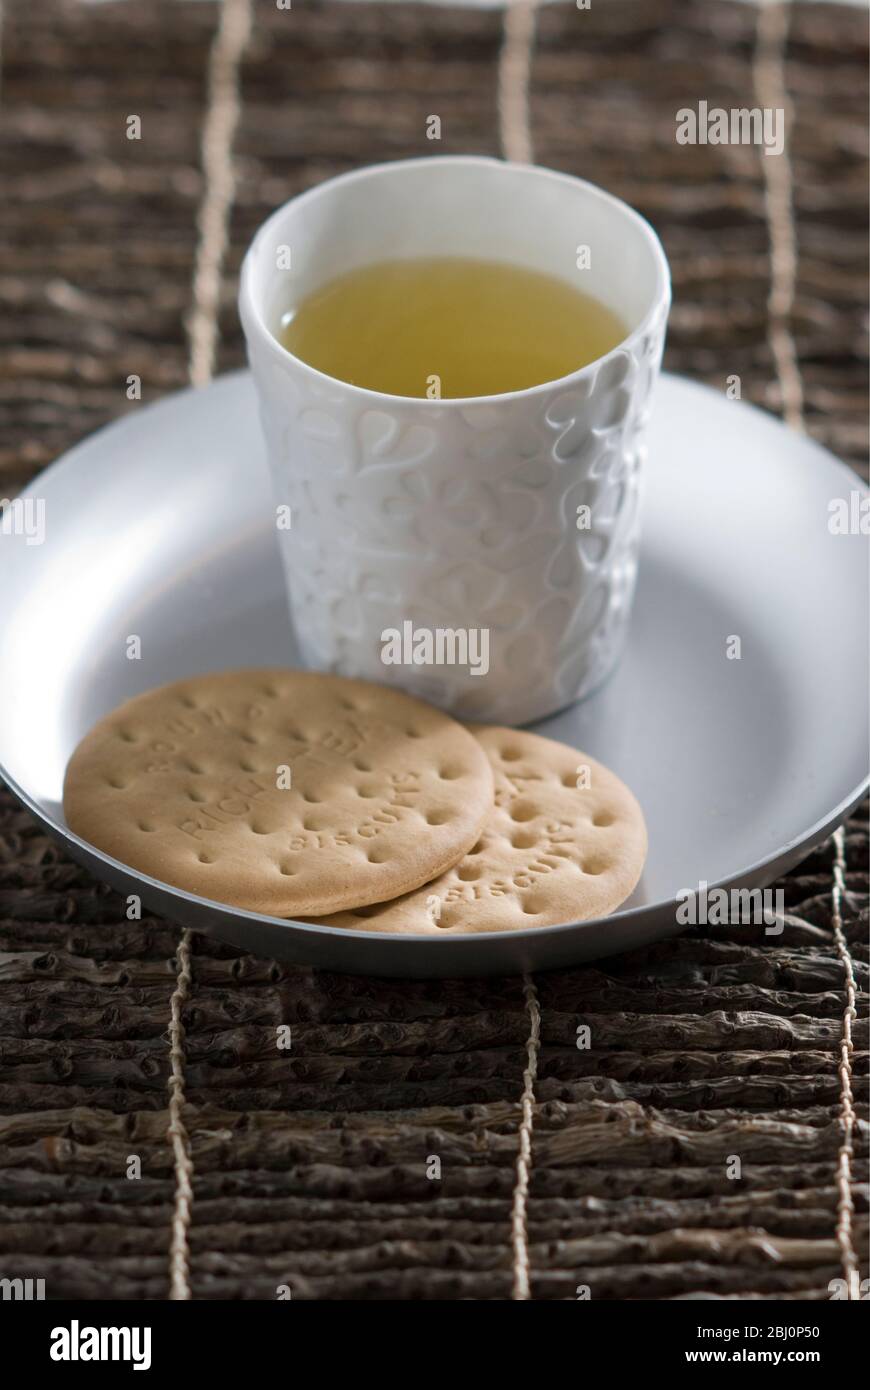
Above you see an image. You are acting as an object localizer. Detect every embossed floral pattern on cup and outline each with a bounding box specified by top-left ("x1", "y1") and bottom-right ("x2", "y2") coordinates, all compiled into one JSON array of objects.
[{"x1": 241, "y1": 158, "x2": 670, "y2": 725}]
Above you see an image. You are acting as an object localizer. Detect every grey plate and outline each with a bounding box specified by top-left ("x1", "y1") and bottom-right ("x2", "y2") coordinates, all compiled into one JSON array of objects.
[{"x1": 1, "y1": 372, "x2": 867, "y2": 976}]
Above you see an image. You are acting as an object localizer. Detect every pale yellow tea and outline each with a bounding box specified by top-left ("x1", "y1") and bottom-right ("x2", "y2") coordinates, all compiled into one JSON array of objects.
[{"x1": 278, "y1": 257, "x2": 627, "y2": 398}]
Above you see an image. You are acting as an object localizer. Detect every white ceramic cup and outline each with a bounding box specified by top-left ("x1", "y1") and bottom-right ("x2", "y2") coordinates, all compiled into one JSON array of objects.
[{"x1": 239, "y1": 156, "x2": 670, "y2": 725}]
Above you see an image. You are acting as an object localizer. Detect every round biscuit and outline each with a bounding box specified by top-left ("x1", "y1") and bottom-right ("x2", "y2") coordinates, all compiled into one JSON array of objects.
[
  {"x1": 62, "y1": 669, "x2": 494, "y2": 916},
  {"x1": 317, "y1": 725, "x2": 647, "y2": 932}
]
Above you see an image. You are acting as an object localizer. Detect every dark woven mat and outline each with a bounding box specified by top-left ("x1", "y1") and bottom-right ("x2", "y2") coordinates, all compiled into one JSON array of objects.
[{"x1": 0, "y1": 0, "x2": 867, "y2": 1300}]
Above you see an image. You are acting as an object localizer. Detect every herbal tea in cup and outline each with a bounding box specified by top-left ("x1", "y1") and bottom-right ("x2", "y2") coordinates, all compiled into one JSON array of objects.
[{"x1": 278, "y1": 256, "x2": 627, "y2": 399}]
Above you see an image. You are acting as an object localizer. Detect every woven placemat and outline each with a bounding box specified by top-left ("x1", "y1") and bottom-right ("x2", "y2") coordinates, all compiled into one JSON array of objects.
[{"x1": 0, "y1": 0, "x2": 867, "y2": 1300}]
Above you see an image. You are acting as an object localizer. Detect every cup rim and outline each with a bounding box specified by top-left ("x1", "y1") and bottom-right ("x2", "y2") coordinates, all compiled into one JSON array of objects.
[{"x1": 239, "y1": 155, "x2": 671, "y2": 409}]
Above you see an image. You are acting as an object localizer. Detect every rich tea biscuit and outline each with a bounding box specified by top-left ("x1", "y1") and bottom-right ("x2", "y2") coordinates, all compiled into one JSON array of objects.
[
  {"x1": 63, "y1": 669, "x2": 494, "y2": 916},
  {"x1": 317, "y1": 725, "x2": 646, "y2": 932}
]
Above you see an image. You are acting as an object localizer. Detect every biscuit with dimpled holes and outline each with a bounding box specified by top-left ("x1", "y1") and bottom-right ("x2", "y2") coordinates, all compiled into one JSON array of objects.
[
  {"x1": 63, "y1": 669, "x2": 494, "y2": 917},
  {"x1": 316, "y1": 725, "x2": 646, "y2": 932}
]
